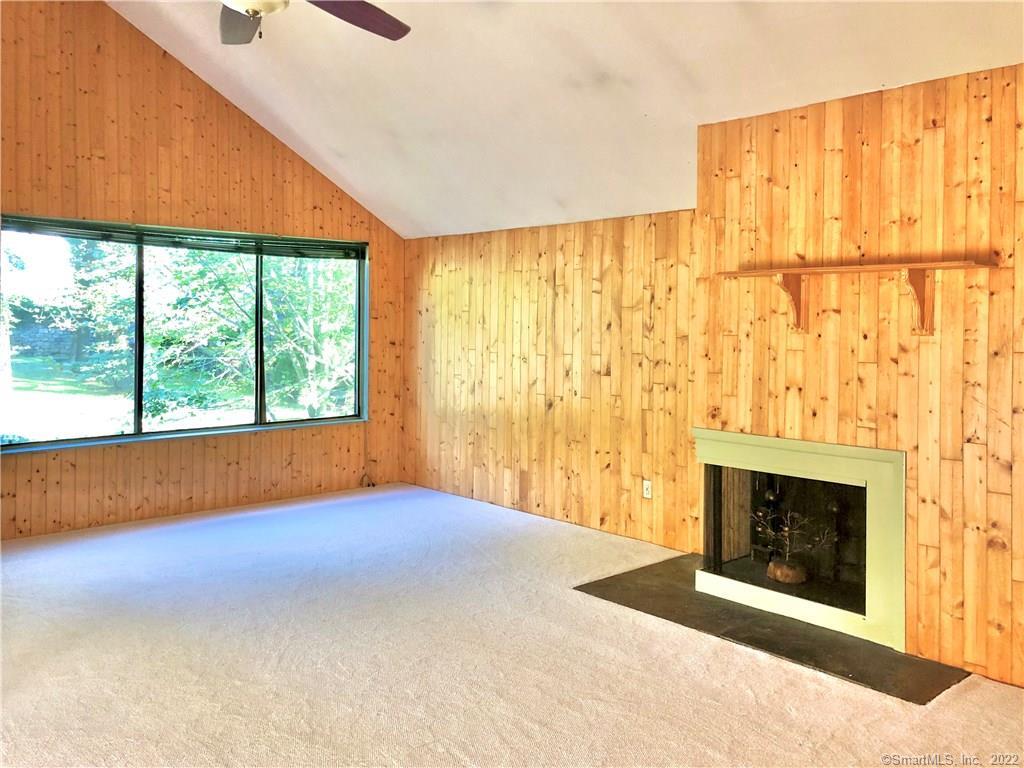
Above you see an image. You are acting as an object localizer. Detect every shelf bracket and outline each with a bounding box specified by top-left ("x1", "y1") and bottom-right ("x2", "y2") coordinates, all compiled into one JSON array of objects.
[
  {"x1": 900, "y1": 268, "x2": 936, "y2": 335},
  {"x1": 774, "y1": 273, "x2": 809, "y2": 332}
]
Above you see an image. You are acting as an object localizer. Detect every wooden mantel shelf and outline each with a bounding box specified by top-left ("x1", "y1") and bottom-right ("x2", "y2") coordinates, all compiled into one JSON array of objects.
[{"x1": 718, "y1": 260, "x2": 989, "y2": 335}]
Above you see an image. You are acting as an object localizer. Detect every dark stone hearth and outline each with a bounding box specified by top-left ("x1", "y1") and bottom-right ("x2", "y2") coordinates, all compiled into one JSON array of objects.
[{"x1": 574, "y1": 555, "x2": 968, "y2": 705}]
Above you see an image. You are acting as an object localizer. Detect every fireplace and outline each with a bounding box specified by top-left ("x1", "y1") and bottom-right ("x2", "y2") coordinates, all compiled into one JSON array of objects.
[{"x1": 692, "y1": 429, "x2": 906, "y2": 651}]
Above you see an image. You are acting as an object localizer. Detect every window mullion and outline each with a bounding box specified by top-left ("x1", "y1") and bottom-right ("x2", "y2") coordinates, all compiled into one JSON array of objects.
[
  {"x1": 255, "y1": 247, "x2": 267, "y2": 425},
  {"x1": 359, "y1": 257, "x2": 368, "y2": 420},
  {"x1": 134, "y1": 238, "x2": 145, "y2": 435}
]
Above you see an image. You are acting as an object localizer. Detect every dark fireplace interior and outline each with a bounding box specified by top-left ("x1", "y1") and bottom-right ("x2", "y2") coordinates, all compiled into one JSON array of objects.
[{"x1": 703, "y1": 465, "x2": 867, "y2": 615}]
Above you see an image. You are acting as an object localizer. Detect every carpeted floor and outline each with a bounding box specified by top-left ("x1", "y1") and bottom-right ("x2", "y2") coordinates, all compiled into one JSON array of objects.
[{"x1": 2, "y1": 484, "x2": 1021, "y2": 767}]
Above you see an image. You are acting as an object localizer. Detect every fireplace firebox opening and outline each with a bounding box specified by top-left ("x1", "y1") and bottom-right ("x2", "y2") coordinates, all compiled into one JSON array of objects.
[{"x1": 703, "y1": 466, "x2": 867, "y2": 615}]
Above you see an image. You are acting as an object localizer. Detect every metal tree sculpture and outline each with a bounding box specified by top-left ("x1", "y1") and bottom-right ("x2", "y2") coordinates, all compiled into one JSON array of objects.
[{"x1": 751, "y1": 504, "x2": 837, "y2": 563}]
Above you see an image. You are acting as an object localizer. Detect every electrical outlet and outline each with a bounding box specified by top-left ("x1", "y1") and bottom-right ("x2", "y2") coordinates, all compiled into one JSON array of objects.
[{"x1": 642, "y1": 479, "x2": 653, "y2": 499}]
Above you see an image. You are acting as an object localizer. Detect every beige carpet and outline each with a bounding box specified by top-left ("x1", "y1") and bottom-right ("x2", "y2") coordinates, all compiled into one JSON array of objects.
[{"x1": 2, "y1": 484, "x2": 1021, "y2": 767}]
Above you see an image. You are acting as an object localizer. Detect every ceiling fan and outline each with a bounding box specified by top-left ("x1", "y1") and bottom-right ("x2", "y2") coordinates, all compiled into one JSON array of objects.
[{"x1": 219, "y1": 0, "x2": 411, "y2": 45}]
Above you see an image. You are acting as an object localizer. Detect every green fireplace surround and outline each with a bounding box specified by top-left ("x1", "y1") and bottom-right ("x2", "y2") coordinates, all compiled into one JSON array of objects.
[{"x1": 692, "y1": 428, "x2": 906, "y2": 652}]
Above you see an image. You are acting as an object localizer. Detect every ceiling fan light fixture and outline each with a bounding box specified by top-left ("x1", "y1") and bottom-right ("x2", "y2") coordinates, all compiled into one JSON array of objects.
[{"x1": 221, "y1": 0, "x2": 290, "y2": 19}]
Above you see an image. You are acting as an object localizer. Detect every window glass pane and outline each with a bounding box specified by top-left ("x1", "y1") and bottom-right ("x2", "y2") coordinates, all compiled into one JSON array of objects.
[
  {"x1": 1, "y1": 230, "x2": 136, "y2": 444},
  {"x1": 143, "y1": 246, "x2": 256, "y2": 432},
  {"x1": 263, "y1": 256, "x2": 359, "y2": 421}
]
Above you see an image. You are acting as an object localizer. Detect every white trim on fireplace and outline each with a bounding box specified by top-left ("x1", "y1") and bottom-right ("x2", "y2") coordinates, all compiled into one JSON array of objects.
[{"x1": 693, "y1": 428, "x2": 906, "y2": 652}]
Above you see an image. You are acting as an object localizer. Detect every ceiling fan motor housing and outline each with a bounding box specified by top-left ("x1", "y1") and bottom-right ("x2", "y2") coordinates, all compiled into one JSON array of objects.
[{"x1": 222, "y1": 0, "x2": 289, "y2": 18}]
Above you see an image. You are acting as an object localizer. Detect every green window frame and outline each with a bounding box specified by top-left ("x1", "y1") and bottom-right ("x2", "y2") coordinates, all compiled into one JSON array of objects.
[{"x1": 1, "y1": 214, "x2": 369, "y2": 453}]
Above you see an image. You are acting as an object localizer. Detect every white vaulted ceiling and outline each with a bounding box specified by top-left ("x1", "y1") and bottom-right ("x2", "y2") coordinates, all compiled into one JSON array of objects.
[{"x1": 111, "y1": 1, "x2": 1022, "y2": 238}]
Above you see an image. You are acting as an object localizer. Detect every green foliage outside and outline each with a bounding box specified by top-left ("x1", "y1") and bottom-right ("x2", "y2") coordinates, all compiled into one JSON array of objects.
[
  {"x1": 3, "y1": 237, "x2": 135, "y2": 391},
  {"x1": 143, "y1": 246, "x2": 257, "y2": 428},
  {"x1": 1, "y1": 231, "x2": 359, "y2": 444},
  {"x1": 1, "y1": 235, "x2": 136, "y2": 443},
  {"x1": 263, "y1": 255, "x2": 358, "y2": 421}
]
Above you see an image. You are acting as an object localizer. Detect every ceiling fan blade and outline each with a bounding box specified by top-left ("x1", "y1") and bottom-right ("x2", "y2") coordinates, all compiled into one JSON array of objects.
[
  {"x1": 308, "y1": 1, "x2": 410, "y2": 40},
  {"x1": 220, "y1": 5, "x2": 261, "y2": 45}
]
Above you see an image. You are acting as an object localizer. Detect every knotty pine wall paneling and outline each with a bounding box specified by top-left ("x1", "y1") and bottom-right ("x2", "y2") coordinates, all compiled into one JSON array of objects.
[
  {"x1": 0, "y1": 2, "x2": 405, "y2": 538},
  {"x1": 402, "y1": 65, "x2": 1023, "y2": 686},
  {"x1": 403, "y1": 212, "x2": 702, "y2": 553},
  {"x1": 693, "y1": 65, "x2": 1023, "y2": 686}
]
